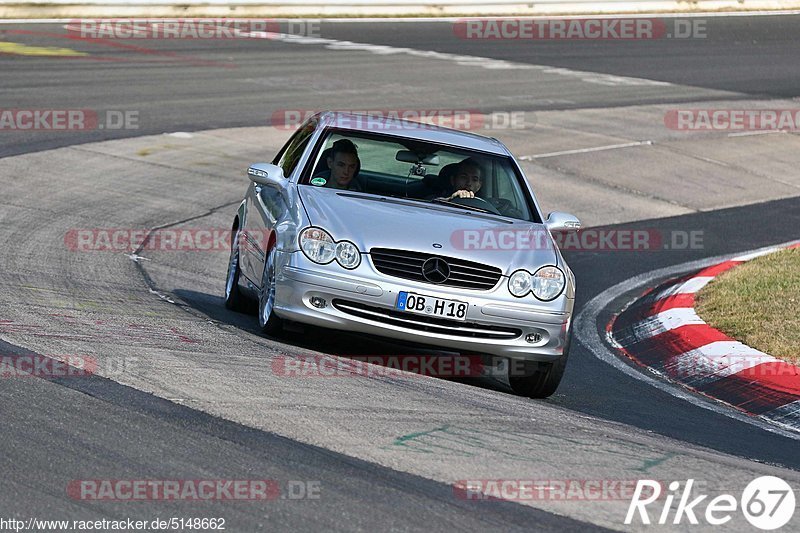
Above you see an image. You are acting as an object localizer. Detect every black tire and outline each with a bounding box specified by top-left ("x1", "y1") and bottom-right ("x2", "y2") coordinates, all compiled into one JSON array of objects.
[
  {"x1": 508, "y1": 330, "x2": 571, "y2": 398},
  {"x1": 258, "y1": 246, "x2": 283, "y2": 335},
  {"x1": 224, "y1": 228, "x2": 247, "y2": 312}
]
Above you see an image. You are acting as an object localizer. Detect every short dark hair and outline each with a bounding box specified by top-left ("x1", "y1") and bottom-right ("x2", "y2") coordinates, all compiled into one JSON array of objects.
[
  {"x1": 330, "y1": 139, "x2": 359, "y2": 159},
  {"x1": 456, "y1": 158, "x2": 482, "y2": 179}
]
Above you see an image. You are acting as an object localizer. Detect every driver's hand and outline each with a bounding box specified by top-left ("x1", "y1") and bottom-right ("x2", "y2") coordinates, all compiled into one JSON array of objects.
[{"x1": 449, "y1": 190, "x2": 474, "y2": 200}]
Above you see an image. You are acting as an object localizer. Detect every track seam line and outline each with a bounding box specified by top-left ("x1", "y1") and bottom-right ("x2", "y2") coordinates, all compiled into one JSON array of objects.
[
  {"x1": 127, "y1": 201, "x2": 307, "y2": 352},
  {"x1": 69, "y1": 144, "x2": 237, "y2": 180}
]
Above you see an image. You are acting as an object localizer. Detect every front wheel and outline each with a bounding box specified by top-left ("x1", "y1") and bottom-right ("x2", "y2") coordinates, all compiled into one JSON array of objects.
[
  {"x1": 224, "y1": 228, "x2": 247, "y2": 312},
  {"x1": 258, "y1": 246, "x2": 283, "y2": 335}
]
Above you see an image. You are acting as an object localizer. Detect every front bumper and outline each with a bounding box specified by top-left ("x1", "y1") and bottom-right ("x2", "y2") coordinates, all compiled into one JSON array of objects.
[{"x1": 273, "y1": 250, "x2": 573, "y2": 362}]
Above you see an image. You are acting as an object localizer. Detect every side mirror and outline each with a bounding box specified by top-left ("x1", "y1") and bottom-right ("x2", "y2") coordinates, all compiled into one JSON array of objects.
[
  {"x1": 545, "y1": 212, "x2": 581, "y2": 233},
  {"x1": 247, "y1": 163, "x2": 285, "y2": 187}
]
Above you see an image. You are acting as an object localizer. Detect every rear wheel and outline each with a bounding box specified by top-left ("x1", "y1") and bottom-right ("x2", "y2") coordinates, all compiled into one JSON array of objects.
[
  {"x1": 258, "y1": 246, "x2": 283, "y2": 335},
  {"x1": 508, "y1": 331, "x2": 571, "y2": 398},
  {"x1": 224, "y1": 228, "x2": 247, "y2": 312}
]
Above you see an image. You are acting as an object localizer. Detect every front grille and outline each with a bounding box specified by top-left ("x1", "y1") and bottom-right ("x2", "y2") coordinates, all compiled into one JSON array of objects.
[
  {"x1": 332, "y1": 299, "x2": 521, "y2": 340},
  {"x1": 370, "y1": 248, "x2": 502, "y2": 290}
]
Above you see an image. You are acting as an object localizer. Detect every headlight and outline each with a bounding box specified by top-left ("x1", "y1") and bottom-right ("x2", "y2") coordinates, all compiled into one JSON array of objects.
[
  {"x1": 299, "y1": 227, "x2": 336, "y2": 264},
  {"x1": 299, "y1": 227, "x2": 362, "y2": 269},
  {"x1": 531, "y1": 266, "x2": 565, "y2": 301},
  {"x1": 335, "y1": 241, "x2": 361, "y2": 269},
  {"x1": 508, "y1": 270, "x2": 533, "y2": 297}
]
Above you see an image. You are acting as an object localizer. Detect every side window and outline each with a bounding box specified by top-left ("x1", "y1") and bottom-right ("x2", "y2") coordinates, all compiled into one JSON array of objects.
[
  {"x1": 275, "y1": 120, "x2": 316, "y2": 178},
  {"x1": 495, "y1": 168, "x2": 514, "y2": 202}
]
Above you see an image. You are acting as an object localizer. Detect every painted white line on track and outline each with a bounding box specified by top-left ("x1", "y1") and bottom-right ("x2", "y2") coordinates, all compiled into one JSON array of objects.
[
  {"x1": 670, "y1": 349, "x2": 762, "y2": 379},
  {"x1": 653, "y1": 276, "x2": 714, "y2": 300},
  {"x1": 519, "y1": 140, "x2": 653, "y2": 160},
  {"x1": 691, "y1": 341, "x2": 777, "y2": 371},
  {"x1": 643, "y1": 307, "x2": 705, "y2": 332},
  {"x1": 727, "y1": 130, "x2": 789, "y2": 138},
  {"x1": 769, "y1": 400, "x2": 800, "y2": 425},
  {"x1": 631, "y1": 307, "x2": 705, "y2": 338},
  {"x1": 732, "y1": 246, "x2": 785, "y2": 261},
  {"x1": 668, "y1": 275, "x2": 714, "y2": 296},
  {"x1": 574, "y1": 238, "x2": 800, "y2": 440},
  {"x1": 217, "y1": 25, "x2": 674, "y2": 84},
  {"x1": 653, "y1": 282, "x2": 684, "y2": 301},
  {"x1": 4, "y1": 11, "x2": 800, "y2": 24},
  {"x1": 320, "y1": 11, "x2": 800, "y2": 22}
]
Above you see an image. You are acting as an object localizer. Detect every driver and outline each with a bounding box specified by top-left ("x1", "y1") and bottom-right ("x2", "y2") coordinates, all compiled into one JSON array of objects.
[
  {"x1": 436, "y1": 157, "x2": 523, "y2": 219},
  {"x1": 441, "y1": 158, "x2": 482, "y2": 201}
]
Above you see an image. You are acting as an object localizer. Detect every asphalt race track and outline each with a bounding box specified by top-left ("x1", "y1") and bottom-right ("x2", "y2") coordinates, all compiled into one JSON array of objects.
[{"x1": 1, "y1": 14, "x2": 799, "y2": 532}]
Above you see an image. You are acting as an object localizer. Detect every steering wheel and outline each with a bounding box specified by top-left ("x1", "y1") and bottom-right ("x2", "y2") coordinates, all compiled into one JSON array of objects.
[{"x1": 449, "y1": 195, "x2": 503, "y2": 215}]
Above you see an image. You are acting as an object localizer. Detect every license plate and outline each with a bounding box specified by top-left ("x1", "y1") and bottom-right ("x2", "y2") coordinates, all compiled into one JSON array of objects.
[{"x1": 396, "y1": 292, "x2": 468, "y2": 321}]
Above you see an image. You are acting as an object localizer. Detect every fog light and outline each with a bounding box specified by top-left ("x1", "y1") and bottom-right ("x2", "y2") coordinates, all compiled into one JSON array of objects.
[
  {"x1": 310, "y1": 297, "x2": 327, "y2": 309},
  {"x1": 525, "y1": 333, "x2": 542, "y2": 344}
]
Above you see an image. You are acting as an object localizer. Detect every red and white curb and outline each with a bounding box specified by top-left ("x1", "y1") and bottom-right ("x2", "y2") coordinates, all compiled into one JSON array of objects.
[{"x1": 610, "y1": 243, "x2": 800, "y2": 431}]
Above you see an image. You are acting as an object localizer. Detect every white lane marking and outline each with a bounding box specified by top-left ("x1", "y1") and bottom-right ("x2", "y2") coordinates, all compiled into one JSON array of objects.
[
  {"x1": 319, "y1": 11, "x2": 800, "y2": 22},
  {"x1": 665, "y1": 275, "x2": 714, "y2": 296},
  {"x1": 631, "y1": 307, "x2": 705, "y2": 339},
  {"x1": 8, "y1": 11, "x2": 800, "y2": 25},
  {"x1": 768, "y1": 400, "x2": 800, "y2": 426},
  {"x1": 692, "y1": 341, "x2": 777, "y2": 373},
  {"x1": 575, "y1": 239, "x2": 800, "y2": 439},
  {"x1": 732, "y1": 246, "x2": 783, "y2": 262},
  {"x1": 519, "y1": 140, "x2": 653, "y2": 160},
  {"x1": 125, "y1": 253, "x2": 150, "y2": 263},
  {"x1": 622, "y1": 315, "x2": 666, "y2": 341},
  {"x1": 671, "y1": 342, "x2": 776, "y2": 380},
  {"x1": 653, "y1": 281, "x2": 685, "y2": 301},
  {"x1": 234, "y1": 29, "x2": 672, "y2": 84},
  {"x1": 147, "y1": 287, "x2": 175, "y2": 304},
  {"x1": 536, "y1": 68, "x2": 670, "y2": 86},
  {"x1": 728, "y1": 130, "x2": 788, "y2": 138}
]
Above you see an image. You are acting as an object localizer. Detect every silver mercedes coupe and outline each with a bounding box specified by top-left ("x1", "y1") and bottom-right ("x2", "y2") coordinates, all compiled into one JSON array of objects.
[{"x1": 224, "y1": 111, "x2": 581, "y2": 397}]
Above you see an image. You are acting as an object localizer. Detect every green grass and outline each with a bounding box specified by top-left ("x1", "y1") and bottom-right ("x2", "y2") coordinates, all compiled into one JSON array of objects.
[{"x1": 695, "y1": 248, "x2": 800, "y2": 364}]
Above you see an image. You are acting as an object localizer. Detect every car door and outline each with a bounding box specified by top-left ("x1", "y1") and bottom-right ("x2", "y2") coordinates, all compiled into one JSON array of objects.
[{"x1": 240, "y1": 119, "x2": 318, "y2": 286}]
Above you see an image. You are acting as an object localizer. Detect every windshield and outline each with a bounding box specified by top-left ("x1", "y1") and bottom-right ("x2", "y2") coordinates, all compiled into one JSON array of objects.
[{"x1": 300, "y1": 129, "x2": 539, "y2": 222}]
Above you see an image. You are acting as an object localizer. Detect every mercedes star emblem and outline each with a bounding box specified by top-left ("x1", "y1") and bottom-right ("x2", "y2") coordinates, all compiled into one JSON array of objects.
[{"x1": 421, "y1": 257, "x2": 450, "y2": 284}]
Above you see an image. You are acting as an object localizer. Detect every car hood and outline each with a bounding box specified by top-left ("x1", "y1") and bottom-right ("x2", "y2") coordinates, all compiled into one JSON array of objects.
[{"x1": 298, "y1": 187, "x2": 557, "y2": 274}]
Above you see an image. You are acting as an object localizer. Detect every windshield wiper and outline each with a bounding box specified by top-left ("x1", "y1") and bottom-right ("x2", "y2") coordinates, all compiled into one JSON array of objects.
[{"x1": 430, "y1": 198, "x2": 492, "y2": 214}]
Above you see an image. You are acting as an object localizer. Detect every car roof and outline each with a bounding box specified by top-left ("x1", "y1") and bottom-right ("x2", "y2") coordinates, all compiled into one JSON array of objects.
[{"x1": 315, "y1": 111, "x2": 511, "y2": 156}]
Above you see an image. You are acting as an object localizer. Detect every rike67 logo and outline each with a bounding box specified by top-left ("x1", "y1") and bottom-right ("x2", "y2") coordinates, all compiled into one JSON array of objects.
[{"x1": 626, "y1": 477, "x2": 795, "y2": 530}]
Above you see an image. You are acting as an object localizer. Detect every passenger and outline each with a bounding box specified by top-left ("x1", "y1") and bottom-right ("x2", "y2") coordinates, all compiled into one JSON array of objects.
[{"x1": 315, "y1": 139, "x2": 361, "y2": 191}]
